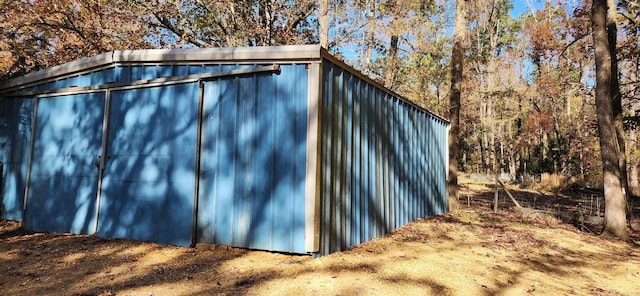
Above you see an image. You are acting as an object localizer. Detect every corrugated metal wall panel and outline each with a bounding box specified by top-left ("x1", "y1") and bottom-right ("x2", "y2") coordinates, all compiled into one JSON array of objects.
[
  {"x1": 97, "y1": 83, "x2": 199, "y2": 246},
  {"x1": 319, "y1": 60, "x2": 448, "y2": 255},
  {"x1": 26, "y1": 93, "x2": 105, "y2": 234},
  {"x1": 197, "y1": 64, "x2": 308, "y2": 254},
  {"x1": 0, "y1": 98, "x2": 34, "y2": 221}
]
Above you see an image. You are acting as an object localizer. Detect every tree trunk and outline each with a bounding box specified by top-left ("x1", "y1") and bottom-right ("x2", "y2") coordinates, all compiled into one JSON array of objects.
[
  {"x1": 488, "y1": 99, "x2": 496, "y2": 174},
  {"x1": 362, "y1": 0, "x2": 377, "y2": 75},
  {"x1": 630, "y1": 159, "x2": 639, "y2": 193},
  {"x1": 592, "y1": 0, "x2": 629, "y2": 240},
  {"x1": 319, "y1": 0, "x2": 329, "y2": 48},
  {"x1": 383, "y1": 0, "x2": 399, "y2": 89},
  {"x1": 384, "y1": 34, "x2": 399, "y2": 88},
  {"x1": 507, "y1": 122, "x2": 517, "y2": 181},
  {"x1": 258, "y1": 0, "x2": 275, "y2": 46},
  {"x1": 629, "y1": 108, "x2": 639, "y2": 192},
  {"x1": 607, "y1": 0, "x2": 632, "y2": 217},
  {"x1": 447, "y1": 0, "x2": 467, "y2": 213}
]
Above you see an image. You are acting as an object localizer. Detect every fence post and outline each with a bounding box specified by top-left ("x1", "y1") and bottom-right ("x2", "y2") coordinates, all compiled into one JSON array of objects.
[{"x1": 494, "y1": 176, "x2": 499, "y2": 213}]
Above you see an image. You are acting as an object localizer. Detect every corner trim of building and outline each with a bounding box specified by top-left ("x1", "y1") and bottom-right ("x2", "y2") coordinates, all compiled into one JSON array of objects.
[{"x1": 305, "y1": 61, "x2": 322, "y2": 253}]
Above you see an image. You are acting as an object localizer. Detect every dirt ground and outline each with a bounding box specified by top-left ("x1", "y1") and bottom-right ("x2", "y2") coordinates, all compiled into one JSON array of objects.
[{"x1": 1, "y1": 180, "x2": 640, "y2": 296}]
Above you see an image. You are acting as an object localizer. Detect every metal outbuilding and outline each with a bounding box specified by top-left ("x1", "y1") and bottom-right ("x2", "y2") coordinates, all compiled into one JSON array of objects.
[{"x1": 0, "y1": 45, "x2": 448, "y2": 256}]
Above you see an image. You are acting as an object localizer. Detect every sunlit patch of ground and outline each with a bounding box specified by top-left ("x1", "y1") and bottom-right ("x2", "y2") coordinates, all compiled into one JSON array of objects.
[{"x1": 1, "y1": 182, "x2": 638, "y2": 295}]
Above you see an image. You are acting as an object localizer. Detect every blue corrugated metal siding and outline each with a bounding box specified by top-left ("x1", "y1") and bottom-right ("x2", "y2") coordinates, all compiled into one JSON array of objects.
[
  {"x1": 320, "y1": 61, "x2": 448, "y2": 255},
  {"x1": 97, "y1": 83, "x2": 198, "y2": 246},
  {"x1": 0, "y1": 98, "x2": 34, "y2": 220},
  {"x1": 1, "y1": 47, "x2": 448, "y2": 256},
  {"x1": 2, "y1": 60, "x2": 308, "y2": 251},
  {"x1": 26, "y1": 93, "x2": 105, "y2": 234},
  {"x1": 197, "y1": 64, "x2": 308, "y2": 254}
]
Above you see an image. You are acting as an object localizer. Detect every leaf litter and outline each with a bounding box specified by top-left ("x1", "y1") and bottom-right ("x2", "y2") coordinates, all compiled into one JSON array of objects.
[{"x1": 0, "y1": 181, "x2": 639, "y2": 296}]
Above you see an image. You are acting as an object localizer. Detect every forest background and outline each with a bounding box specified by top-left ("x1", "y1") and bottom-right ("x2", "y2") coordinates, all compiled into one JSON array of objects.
[
  {"x1": 1, "y1": 0, "x2": 639, "y2": 194},
  {"x1": 2, "y1": 2, "x2": 640, "y2": 293}
]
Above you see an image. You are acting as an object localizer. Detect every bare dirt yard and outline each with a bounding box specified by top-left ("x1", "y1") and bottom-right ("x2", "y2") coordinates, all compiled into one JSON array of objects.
[{"x1": 1, "y1": 179, "x2": 640, "y2": 296}]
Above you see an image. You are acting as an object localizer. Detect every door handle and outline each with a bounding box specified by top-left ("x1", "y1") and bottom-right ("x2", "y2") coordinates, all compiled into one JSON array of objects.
[{"x1": 94, "y1": 156, "x2": 101, "y2": 170}]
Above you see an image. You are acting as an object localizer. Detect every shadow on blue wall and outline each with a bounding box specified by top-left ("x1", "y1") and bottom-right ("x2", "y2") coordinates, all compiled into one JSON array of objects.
[
  {"x1": 97, "y1": 84, "x2": 198, "y2": 246},
  {"x1": 319, "y1": 62, "x2": 448, "y2": 254},
  {"x1": 2, "y1": 59, "x2": 446, "y2": 255},
  {"x1": 0, "y1": 98, "x2": 33, "y2": 221},
  {"x1": 26, "y1": 93, "x2": 104, "y2": 234},
  {"x1": 2, "y1": 63, "x2": 309, "y2": 253},
  {"x1": 197, "y1": 65, "x2": 308, "y2": 253}
]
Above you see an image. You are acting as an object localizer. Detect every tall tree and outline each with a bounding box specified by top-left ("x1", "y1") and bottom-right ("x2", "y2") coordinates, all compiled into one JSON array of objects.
[
  {"x1": 319, "y1": 0, "x2": 329, "y2": 48},
  {"x1": 360, "y1": 0, "x2": 378, "y2": 75},
  {"x1": 393, "y1": 0, "x2": 450, "y2": 114},
  {"x1": 607, "y1": 0, "x2": 629, "y2": 200},
  {"x1": 448, "y1": 0, "x2": 468, "y2": 212},
  {"x1": 515, "y1": 2, "x2": 596, "y2": 182},
  {"x1": 619, "y1": 0, "x2": 640, "y2": 193},
  {"x1": 383, "y1": 0, "x2": 400, "y2": 88},
  {"x1": 592, "y1": 0, "x2": 629, "y2": 240},
  {"x1": 466, "y1": 0, "x2": 520, "y2": 177}
]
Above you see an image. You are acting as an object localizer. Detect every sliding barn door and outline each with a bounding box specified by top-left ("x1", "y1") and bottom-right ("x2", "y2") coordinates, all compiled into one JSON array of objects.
[{"x1": 26, "y1": 93, "x2": 105, "y2": 234}]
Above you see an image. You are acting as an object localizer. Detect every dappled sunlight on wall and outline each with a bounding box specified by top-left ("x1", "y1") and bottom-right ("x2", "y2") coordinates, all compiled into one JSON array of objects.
[
  {"x1": 97, "y1": 83, "x2": 198, "y2": 246},
  {"x1": 26, "y1": 93, "x2": 104, "y2": 234},
  {"x1": 197, "y1": 64, "x2": 308, "y2": 253}
]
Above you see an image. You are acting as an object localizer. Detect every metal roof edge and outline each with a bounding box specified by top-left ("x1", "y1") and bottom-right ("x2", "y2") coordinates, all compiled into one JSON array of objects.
[
  {"x1": 319, "y1": 47, "x2": 450, "y2": 124},
  {"x1": 113, "y1": 45, "x2": 322, "y2": 63},
  {"x1": 0, "y1": 51, "x2": 115, "y2": 93},
  {"x1": 0, "y1": 45, "x2": 322, "y2": 93}
]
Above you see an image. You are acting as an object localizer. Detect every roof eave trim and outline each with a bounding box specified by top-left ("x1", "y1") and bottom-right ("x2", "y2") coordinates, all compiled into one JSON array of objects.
[
  {"x1": 0, "y1": 51, "x2": 115, "y2": 92},
  {"x1": 113, "y1": 45, "x2": 322, "y2": 63},
  {"x1": 0, "y1": 45, "x2": 322, "y2": 93}
]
